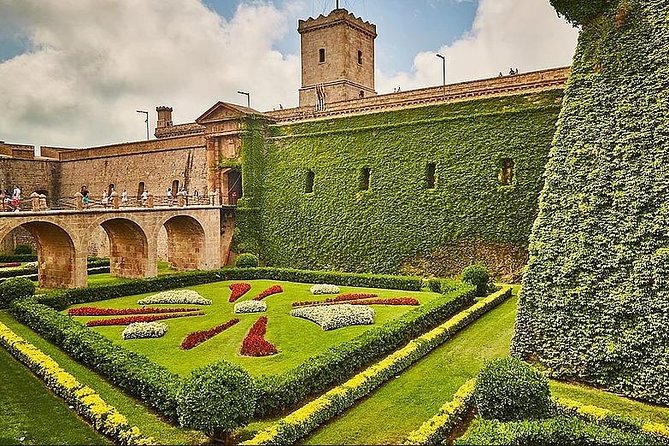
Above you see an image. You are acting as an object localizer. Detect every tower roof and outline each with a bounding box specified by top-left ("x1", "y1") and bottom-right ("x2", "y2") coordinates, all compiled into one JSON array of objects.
[{"x1": 298, "y1": 8, "x2": 376, "y2": 37}]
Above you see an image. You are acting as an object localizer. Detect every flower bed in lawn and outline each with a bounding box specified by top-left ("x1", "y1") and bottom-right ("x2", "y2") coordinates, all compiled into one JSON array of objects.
[
  {"x1": 290, "y1": 304, "x2": 375, "y2": 331},
  {"x1": 181, "y1": 318, "x2": 240, "y2": 350},
  {"x1": 86, "y1": 311, "x2": 204, "y2": 327},
  {"x1": 292, "y1": 293, "x2": 378, "y2": 307},
  {"x1": 229, "y1": 282, "x2": 252, "y2": 302},
  {"x1": 241, "y1": 317, "x2": 278, "y2": 357},
  {"x1": 122, "y1": 322, "x2": 168, "y2": 340},
  {"x1": 310, "y1": 284, "x2": 340, "y2": 295},
  {"x1": 234, "y1": 300, "x2": 268, "y2": 314},
  {"x1": 68, "y1": 307, "x2": 199, "y2": 316},
  {"x1": 253, "y1": 285, "x2": 283, "y2": 301},
  {"x1": 294, "y1": 298, "x2": 419, "y2": 308},
  {"x1": 137, "y1": 290, "x2": 211, "y2": 306}
]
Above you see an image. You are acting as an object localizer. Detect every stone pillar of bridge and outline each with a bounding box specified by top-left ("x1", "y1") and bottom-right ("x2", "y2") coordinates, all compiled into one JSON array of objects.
[
  {"x1": 100, "y1": 218, "x2": 156, "y2": 279},
  {"x1": 162, "y1": 212, "x2": 220, "y2": 271}
]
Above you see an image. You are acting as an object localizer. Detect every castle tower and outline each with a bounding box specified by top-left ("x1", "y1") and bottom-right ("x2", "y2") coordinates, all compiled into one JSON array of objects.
[{"x1": 298, "y1": 8, "x2": 377, "y2": 108}]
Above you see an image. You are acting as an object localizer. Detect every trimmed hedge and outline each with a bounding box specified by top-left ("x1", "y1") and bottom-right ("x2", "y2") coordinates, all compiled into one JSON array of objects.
[
  {"x1": 253, "y1": 283, "x2": 477, "y2": 417},
  {"x1": 236, "y1": 253, "x2": 259, "y2": 268},
  {"x1": 39, "y1": 267, "x2": 424, "y2": 310},
  {"x1": 0, "y1": 278, "x2": 35, "y2": 309},
  {"x1": 9, "y1": 298, "x2": 183, "y2": 421},
  {"x1": 0, "y1": 254, "x2": 37, "y2": 263},
  {"x1": 456, "y1": 416, "x2": 660, "y2": 445}
]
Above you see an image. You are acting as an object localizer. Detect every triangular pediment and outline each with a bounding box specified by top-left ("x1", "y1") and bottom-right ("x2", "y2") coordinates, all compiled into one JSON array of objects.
[{"x1": 196, "y1": 101, "x2": 262, "y2": 124}]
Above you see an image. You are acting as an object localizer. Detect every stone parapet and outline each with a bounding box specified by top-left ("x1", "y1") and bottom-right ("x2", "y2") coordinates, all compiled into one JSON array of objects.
[
  {"x1": 57, "y1": 134, "x2": 205, "y2": 161},
  {"x1": 298, "y1": 8, "x2": 376, "y2": 38}
]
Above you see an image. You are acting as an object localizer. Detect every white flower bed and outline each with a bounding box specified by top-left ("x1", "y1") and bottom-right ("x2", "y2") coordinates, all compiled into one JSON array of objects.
[
  {"x1": 310, "y1": 284, "x2": 341, "y2": 295},
  {"x1": 290, "y1": 304, "x2": 375, "y2": 331},
  {"x1": 137, "y1": 290, "x2": 211, "y2": 306},
  {"x1": 234, "y1": 300, "x2": 267, "y2": 314},
  {"x1": 122, "y1": 322, "x2": 168, "y2": 340}
]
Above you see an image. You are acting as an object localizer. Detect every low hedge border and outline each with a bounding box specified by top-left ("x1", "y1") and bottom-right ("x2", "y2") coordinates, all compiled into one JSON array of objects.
[
  {"x1": 38, "y1": 267, "x2": 424, "y2": 310},
  {"x1": 555, "y1": 397, "x2": 669, "y2": 442},
  {"x1": 0, "y1": 266, "x2": 111, "y2": 284},
  {"x1": 9, "y1": 298, "x2": 183, "y2": 422},
  {"x1": 403, "y1": 379, "x2": 476, "y2": 445},
  {"x1": 0, "y1": 321, "x2": 153, "y2": 445},
  {"x1": 455, "y1": 416, "x2": 661, "y2": 445},
  {"x1": 0, "y1": 254, "x2": 37, "y2": 263},
  {"x1": 244, "y1": 286, "x2": 512, "y2": 445}
]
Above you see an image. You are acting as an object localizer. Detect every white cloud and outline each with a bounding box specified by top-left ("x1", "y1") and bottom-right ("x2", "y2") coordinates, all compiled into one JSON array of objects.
[
  {"x1": 0, "y1": 0, "x2": 303, "y2": 146},
  {"x1": 376, "y1": 0, "x2": 579, "y2": 93}
]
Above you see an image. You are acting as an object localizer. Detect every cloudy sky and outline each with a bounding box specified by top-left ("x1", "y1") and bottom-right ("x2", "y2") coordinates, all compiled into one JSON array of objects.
[{"x1": 0, "y1": 0, "x2": 578, "y2": 147}]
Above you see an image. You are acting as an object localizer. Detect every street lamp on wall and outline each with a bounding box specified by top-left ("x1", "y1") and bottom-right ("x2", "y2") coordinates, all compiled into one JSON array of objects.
[
  {"x1": 237, "y1": 91, "x2": 250, "y2": 108},
  {"x1": 436, "y1": 54, "x2": 446, "y2": 97},
  {"x1": 136, "y1": 110, "x2": 149, "y2": 140}
]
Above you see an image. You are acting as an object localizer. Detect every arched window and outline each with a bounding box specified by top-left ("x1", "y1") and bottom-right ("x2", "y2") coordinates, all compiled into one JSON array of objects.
[
  {"x1": 426, "y1": 163, "x2": 436, "y2": 189},
  {"x1": 305, "y1": 169, "x2": 315, "y2": 194},
  {"x1": 499, "y1": 158, "x2": 515, "y2": 186},
  {"x1": 357, "y1": 50, "x2": 363, "y2": 65},
  {"x1": 172, "y1": 180, "x2": 180, "y2": 194},
  {"x1": 359, "y1": 167, "x2": 371, "y2": 191}
]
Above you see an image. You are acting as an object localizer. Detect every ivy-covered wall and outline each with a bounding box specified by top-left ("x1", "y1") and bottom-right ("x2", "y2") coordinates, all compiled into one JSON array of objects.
[
  {"x1": 244, "y1": 91, "x2": 563, "y2": 279},
  {"x1": 513, "y1": 0, "x2": 669, "y2": 405}
]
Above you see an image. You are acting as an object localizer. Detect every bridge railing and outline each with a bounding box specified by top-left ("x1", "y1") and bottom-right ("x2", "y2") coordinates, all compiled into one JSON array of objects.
[{"x1": 0, "y1": 194, "x2": 225, "y2": 213}]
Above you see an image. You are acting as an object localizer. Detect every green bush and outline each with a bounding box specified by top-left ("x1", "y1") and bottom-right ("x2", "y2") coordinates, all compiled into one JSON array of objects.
[
  {"x1": 456, "y1": 416, "x2": 658, "y2": 445},
  {"x1": 0, "y1": 278, "x2": 35, "y2": 308},
  {"x1": 462, "y1": 264, "x2": 490, "y2": 296},
  {"x1": 550, "y1": 0, "x2": 616, "y2": 25},
  {"x1": 474, "y1": 357, "x2": 552, "y2": 422},
  {"x1": 13, "y1": 245, "x2": 34, "y2": 255},
  {"x1": 178, "y1": 362, "x2": 256, "y2": 443},
  {"x1": 235, "y1": 253, "x2": 259, "y2": 268},
  {"x1": 0, "y1": 254, "x2": 37, "y2": 263}
]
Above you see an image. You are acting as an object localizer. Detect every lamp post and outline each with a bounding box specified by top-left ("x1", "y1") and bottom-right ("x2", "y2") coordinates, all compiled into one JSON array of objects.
[
  {"x1": 136, "y1": 110, "x2": 149, "y2": 140},
  {"x1": 237, "y1": 91, "x2": 250, "y2": 108},
  {"x1": 436, "y1": 53, "x2": 446, "y2": 97}
]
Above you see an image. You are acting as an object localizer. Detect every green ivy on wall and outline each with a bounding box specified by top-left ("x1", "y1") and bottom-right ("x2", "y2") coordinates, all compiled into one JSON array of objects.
[
  {"x1": 236, "y1": 91, "x2": 563, "y2": 278},
  {"x1": 513, "y1": 0, "x2": 669, "y2": 406}
]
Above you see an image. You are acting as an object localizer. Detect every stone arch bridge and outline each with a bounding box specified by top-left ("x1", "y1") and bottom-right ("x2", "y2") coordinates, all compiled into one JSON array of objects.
[{"x1": 0, "y1": 207, "x2": 232, "y2": 289}]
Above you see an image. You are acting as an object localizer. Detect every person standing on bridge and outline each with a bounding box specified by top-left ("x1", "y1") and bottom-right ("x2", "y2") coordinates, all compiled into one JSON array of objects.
[
  {"x1": 121, "y1": 189, "x2": 128, "y2": 206},
  {"x1": 141, "y1": 189, "x2": 149, "y2": 206},
  {"x1": 166, "y1": 187, "x2": 173, "y2": 206}
]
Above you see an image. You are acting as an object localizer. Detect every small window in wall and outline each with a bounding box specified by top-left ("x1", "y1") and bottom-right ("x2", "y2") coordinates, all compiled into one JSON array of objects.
[
  {"x1": 137, "y1": 182, "x2": 145, "y2": 199},
  {"x1": 499, "y1": 158, "x2": 515, "y2": 186},
  {"x1": 319, "y1": 48, "x2": 326, "y2": 63},
  {"x1": 359, "y1": 167, "x2": 371, "y2": 191},
  {"x1": 305, "y1": 169, "x2": 315, "y2": 194},
  {"x1": 426, "y1": 163, "x2": 436, "y2": 189},
  {"x1": 171, "y1": 179, "x2": 180, "y2": 194},
  {"x1": 357, "y1": 50, "x2": 363, "y2": 65},
  {"x1": 359, "y1": 90, "x2": 365, "y2": 98}
]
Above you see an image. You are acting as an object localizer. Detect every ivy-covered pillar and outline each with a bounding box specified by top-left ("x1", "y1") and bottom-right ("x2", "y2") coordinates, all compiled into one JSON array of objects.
[{"x1": 513, "y1": 0, "x2": 669, "y2": 405}]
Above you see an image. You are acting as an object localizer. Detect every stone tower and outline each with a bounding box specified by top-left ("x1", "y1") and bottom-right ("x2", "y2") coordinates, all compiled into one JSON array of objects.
[{"x1": 298, "y1": 8, "x2": 377, "y2": 108}]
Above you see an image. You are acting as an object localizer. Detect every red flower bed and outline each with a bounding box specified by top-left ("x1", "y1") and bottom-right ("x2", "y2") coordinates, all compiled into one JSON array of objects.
[
  {"x1": 240, "y1": 316, "x2": 278, "y2": 357},
  {"x1": 69, "y1": 307, "x2": 199, "y2": 316},
  {"x1": 253, "y1": 285, "x2": 283, "y2": 301},
  {"x1": 292, "y1": 297, "x2": 419, "y2": 308},
  {"x1": 180, "y1": 318, "x2": 240, "y2": 350},
  {"x1": 229, "y1": 282, "x2": 252, "y2": 303},
  {"x1": 0, "y1": 262, "x2": 21, "y2": 268},
  {"x1": 292, "y1": 293, "x2": 378, "y2": 307},
  {"x1": 86, "y1": 311, "x2": 204, "y2": 327}
]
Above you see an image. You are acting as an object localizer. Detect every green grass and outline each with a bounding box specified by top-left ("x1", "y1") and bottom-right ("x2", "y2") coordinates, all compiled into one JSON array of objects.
[
  {"x1": 0, "y1": 312, "x2": 208, "y2": 445},
  {"x1": 551, "y1": 381, "x2": 669, "y2": 426},
  {"x1": 303, "y1": 295, "x2": 519, "y2": 445},
  {"x1": 68, "y1": 280, "x2": 442, "y2": 377},
  {"x1": 0, "y1": 344, "x2": 110, "y2": 445}
]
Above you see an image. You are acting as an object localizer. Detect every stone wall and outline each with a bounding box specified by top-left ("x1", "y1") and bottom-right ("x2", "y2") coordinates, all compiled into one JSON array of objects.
[{"x1": 0, "y1": 157, "x2": 61, "y2": 199}]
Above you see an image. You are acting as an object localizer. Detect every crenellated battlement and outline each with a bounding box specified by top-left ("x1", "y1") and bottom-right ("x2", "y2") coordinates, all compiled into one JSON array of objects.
[{"x1": 298, "y1": 8, "x2": 376, "y2": 37}]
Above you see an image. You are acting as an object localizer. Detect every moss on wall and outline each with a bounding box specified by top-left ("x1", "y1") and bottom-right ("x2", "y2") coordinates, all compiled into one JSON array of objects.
[
  {"x1": 513, "y1": 0, "x2": 669, "y2": 405},
  {"x1": 242, "y1": 91, "x2": 563, "y2": 277}
]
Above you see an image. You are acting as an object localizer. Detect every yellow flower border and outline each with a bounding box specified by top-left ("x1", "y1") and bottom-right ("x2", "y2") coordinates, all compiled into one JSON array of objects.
[
  {"x1": 0, "y1": 321, "x2": 154, "y2": 445},
  {"x1": 244, "y1": 286, "x2": 513, "y2": 445}
]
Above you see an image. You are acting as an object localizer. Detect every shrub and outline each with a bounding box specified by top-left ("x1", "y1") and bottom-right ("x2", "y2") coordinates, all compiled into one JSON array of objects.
[
  {"x1": 236, "y1": 253, "x2": 259, "y2": 268},
  {"x1": 14, "y1": 244, "x2": 34, "y2": 255},
  {"x1": 178, "y1": 361, "x2": 257, "y2": 444},
  {"x1": 0, "y1": 277, "x2": 36, "y2": 308},
  {"x1": 461, "y1": 264, "x2": 490, "y2": 296},
  {"x1": 474, "y1": 357, "x2": 552, "y2": 422}
]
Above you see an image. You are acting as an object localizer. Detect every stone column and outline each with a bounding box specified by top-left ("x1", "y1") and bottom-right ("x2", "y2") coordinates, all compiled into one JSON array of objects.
[
  {"x1": 111, "y1": 191, "x2": 120, "y2": 209},
  {"x1": 30, "y1": 192, "x2": 40, "y2": 211}
]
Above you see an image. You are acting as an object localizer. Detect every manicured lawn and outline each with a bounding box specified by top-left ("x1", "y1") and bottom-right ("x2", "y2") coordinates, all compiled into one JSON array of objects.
[
  {"x1": 68, "y1": 280, "x2": 442, "y2": 377},
  {"x1": 303, "y1": 295, "x2": 519, "y2": 445},
  {"x1": 0, "y1": 345, "x2": 110, "y2": 445},
  {"x1": 0, "y1": 312, "x2": 209, "y2": 446},
  {"x1": 551, "y1": 381, "x2": 669, "y2": 426}
]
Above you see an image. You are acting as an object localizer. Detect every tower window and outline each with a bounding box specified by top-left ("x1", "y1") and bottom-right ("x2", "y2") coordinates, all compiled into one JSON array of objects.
[
  {"x1": 499, "y1": 158, "x2": 515, "y2": 185},
  {"x1": 359, "y1": 167, "x2": 371, "y2": 191},
  {"x1": 319, "y1": 48, "x2": 326, "y2": 63},
  {"x1": 305, "y1": 169, "x2": 315, "y2": 194},
  {"x1": 357, "y1": 50, "x2": 363, "y2": 65},
  {"x1": 426, "y1": 163, "x2": 436, "y2": 189}
]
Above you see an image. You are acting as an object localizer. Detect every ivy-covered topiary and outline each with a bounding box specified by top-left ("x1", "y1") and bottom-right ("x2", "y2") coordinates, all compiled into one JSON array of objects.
[
  {"x1": 473, "y1": 357, "x2": 553, "y2": 422},
  {"x1": 461, "y1": 263, "x2": 490, "y2": 296},
  {"x1": 177, "y1": 361, "x2": 257, "y2": 444},
  {"x1": 514, "y1": 0, "x2": 669, "y2": 405},
  {"x1": 240, "y1": 91, "x2": 563, "y2": 278},
  {"x1": 235, "y1": 253, "x2": 259, "y2": 268},
  {"x1": 0, "y1": 277, "x2": 35, "y2": 308}
]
